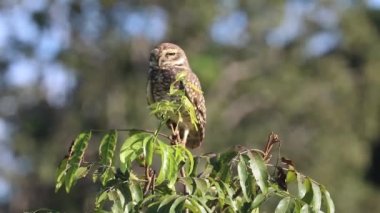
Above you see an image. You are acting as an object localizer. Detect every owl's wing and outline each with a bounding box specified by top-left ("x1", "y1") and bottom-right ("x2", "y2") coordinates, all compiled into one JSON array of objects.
[
  {"x1": 182, "y1": 71, "x2": 205, "y2": 118},
  {"x1": 182, "y1": 70, "x2": 206, "y2": 148}
]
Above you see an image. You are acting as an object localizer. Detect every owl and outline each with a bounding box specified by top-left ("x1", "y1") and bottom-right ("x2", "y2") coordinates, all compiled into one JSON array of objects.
[{"x1": 147, "y1": 43, "x2": 206, "y2": 149}]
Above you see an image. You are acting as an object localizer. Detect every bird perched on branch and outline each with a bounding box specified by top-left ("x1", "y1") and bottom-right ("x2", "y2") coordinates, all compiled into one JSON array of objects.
[{"x1": 147, "y1": 42, "x2": 206, "y2": 149}]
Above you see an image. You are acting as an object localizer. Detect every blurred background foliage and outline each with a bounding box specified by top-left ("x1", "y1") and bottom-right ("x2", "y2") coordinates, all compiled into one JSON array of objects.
[{"x1": 0, "y1": 0, "x2": 380, "y2": 212}]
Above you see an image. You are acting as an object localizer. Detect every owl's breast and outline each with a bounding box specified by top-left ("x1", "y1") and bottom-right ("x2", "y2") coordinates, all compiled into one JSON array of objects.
[{"x1": 149, "y1": 68, "x2": 178, "y2": 102}]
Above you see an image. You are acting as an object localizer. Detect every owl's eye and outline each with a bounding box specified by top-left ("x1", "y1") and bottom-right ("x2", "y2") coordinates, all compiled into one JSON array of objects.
[{"x1": 166, "y1": 52, "x2": 176, "y2": 57}]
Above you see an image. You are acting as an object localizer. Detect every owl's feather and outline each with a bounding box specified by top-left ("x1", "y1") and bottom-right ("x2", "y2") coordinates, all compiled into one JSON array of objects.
[{"x1": 147, "y1": 43, "x2": 206, "y2": 149}]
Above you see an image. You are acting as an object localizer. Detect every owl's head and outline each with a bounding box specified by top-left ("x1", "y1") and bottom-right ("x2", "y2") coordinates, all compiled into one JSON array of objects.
[{"x1": 149, "y1": 43, "x2": 189, "y2": 68}]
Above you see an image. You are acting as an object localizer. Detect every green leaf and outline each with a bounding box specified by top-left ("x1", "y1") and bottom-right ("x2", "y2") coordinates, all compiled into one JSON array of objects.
[
  {"x1": 300, "y1": 204, "x2": 310, "y2": 213},
  {"x1": 221, "y1": 181, "x2": 238, "y2": 211},
  {"x1": 55, "y1": 157, "x2": 68, "y2": 192},
  {"x1": 209, "y1": 179, "x2": 225, "y2": 205},
  {"x1": 75, "y1": 166, "x2": 89, "y2": 179},
  {"x1": 180, "y1": 177, "x2": 195, "y2": 194},
  {"x1": 169, "y1": 196, "x2": 187, "y2": 213},
  {"x1": 251, "y1": 194, "x2": 266, "y2": 209},
  {"x1": 321, "y1": 187, "x2": 335, "y2": 213},
  {"x1": 108, "y1": 189, "x2": 125, "y2": 213},
  {"x1": 99, "y1": 130, "x2": 117, "y2": 166},
  {"x1": 143, "y1": 135, "x2": 155, "y2": 167},
  {"x1": 297, "y1": 175, "x2": 311, "y2": 199},
  {"x1": 190, "y1": 196, "x2": 213, "y2": 212},
  {"x1": 286, "y1": 170, "x2": 296, "y2": 183},
  {"x1": 181, "y1": 95, "x2": 199, "y2": 128},
  {"x1": 141, "y1": 194, "x2": 161, "y2": 208},
  {"x1": 158, "y1": 195, "x2": 178, "y2": 212},
  {"x1": 167, "y1": 148, "x2": 179, "y2": 188},
  {"x1": 100, "y1": 168, "x2": 114, "y2": 186},
  {"x1": 251, "y1": 208, "x2": 260, "y2": 213},
  {"x1": 119, "y1": 132, "x2": 149, "y2": 172},
  {"x1": 185, "y1": 197, "x2": 208, "y2": 213},
  {"x1": 311, "y1": 182, "x2": 322, "y2": 211},
  {"x1": 155, "y1": 141, "x2": 178, "y2": 189},
  {"x1": 183, "y1": 198, "x2": 205, "y2": 213},
  {"x1": 247, "y1": 152, "x2": 269, "y2": 194},
  {"x1": 156, "y1": 141, "x2": 170, "y2": 185},
  {"x1": 275, "y1": 197, "x2": 292, "y2": 213},
  {"x1": 95, "y1": 190, "x2": 109, "y2": 210},
  {"x1": 210, "y1": 150, "x2": 238, "y2": 182},
  {"x1": 129, "y1": 180, "x2": 143, "y2": 204},
  {"x1": 238, "y1": 155, "x2": 250, "y2": 201},
  {"x1": 194, "y1": 178, "x2": 209, "y2": 197},
  {"x1": 177, "y1": 145, "x2": 194, "y2": 176},
  {"x1": 65, "y1": 132, "x2": 91, "y2": 193},
  {"x1": 199, "y1": 163, "x2": 213, "y2": 178}
]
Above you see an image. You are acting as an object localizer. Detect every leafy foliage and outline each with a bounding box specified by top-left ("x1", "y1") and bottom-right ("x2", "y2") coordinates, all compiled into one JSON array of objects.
[
  {"x1": 54, "y1": 75, "x2": 335, "y2": 212},
  {"x1": 55, "y1": 129, "x2": 334, "y2": 212}
]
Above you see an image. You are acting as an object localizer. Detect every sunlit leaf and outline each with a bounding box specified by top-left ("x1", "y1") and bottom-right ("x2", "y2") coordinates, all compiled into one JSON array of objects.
[
  {"x1": 55, "y1": 157, "x2": 68, "y2": 192},
  {"x1": 129, "y1": 180, "x2": 143, "y2": 204},
  {"x1": 209, "y1": 179, "x2": 225, "y2": 206},
  {"x1": 238, "y1": 155, "x2": 250, "y2": 201},
  {"x1": 182, "y1": 95, "x2": 199, "y2": 128},
  {"x1": 183, "y1": 198, "x2": 204, "y2": 213},
  {"x1": 108, "y1": 189, "x2": 125, "y2": 212},
  {"x1": 251, "y1": 208, "x2": 260, "y2": 213},
  {"x1": 194, "y1": 178, "x2": 209, "y2": 197},
  {"x1": 322, "y1": 187, "x2": 335, "y2": 213},
  {"x1": 221, "y1": 181, "x2": 238, "y2": 211},
  {"x1": 158, "y1": 195, "x2": 178, "y2": 212},
  {"x1": 169, "y1": 196, "x2": 187, "y2": 213},
  {"x1": 177, "y1": 145, "x2": 194, "y2": 176},
  {"x1": 65, "y1": 132, "x2": 91, "y2": 193},
  {"x1": 286, "y1": 170, "x2": 296, "y2": 183},
  {"x1": 275, "y1": 197, "x2": 292, "y2": 213},
  {"x1": 251, "y1": 194, "x2": 266, "y2": 209},
  {"x1": 191, "y1": 196, "x2": 213, "y2": 212},
  {"x1": 119, "y1": 132, "x2": 149, "y2": 172},
  {"x1": 180, "y1": 177, "x2": 195, "y2": 195},
  {"x1": 199, "y1": 162, "x2": 214, "y2": 180},
  {"x1": 300, "y1": 204, "x2": 311, "y2": 213},
  {"x1": 311, "y1": 182, "x2": 322, "y2": 211},
  {"x1": 95, "y1": 190, "x2": 109, "y2": 210},
  {"x1": 247, "y1": 152, "x2": 269, "y2": 194},
  {"x1": 99, "y1": 130, "x2": 117, "y2": 167},
  {"x1": 141, "y1": 194, "x2": 160, "y2": 206},
  {"x1": 100, "y1": 168, "x2": 114, "y2": 186},
  {"x1": 75, "y1": 166, "x2": 89, "y2": 179},
  {"x1": 297, "y1": 174, "x2": 310, "y2": 199},
  {"x1": 156, "y1": 141, "x2": 170, "y2": 185},
  {"x1": 143, "y1": 135, "x2": 155, "y2": 167},
  {"x1": 190, "y1": 156, "x2": 200, "y2": 177},
  {"x1": 167, "y1": 148, "x2": 178, "y2": 188}
]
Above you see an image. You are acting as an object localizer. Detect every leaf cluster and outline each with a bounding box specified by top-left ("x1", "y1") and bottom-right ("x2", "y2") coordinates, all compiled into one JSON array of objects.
[{"x1": 55, "y1": 129, "x2": 334, "y2": 212}]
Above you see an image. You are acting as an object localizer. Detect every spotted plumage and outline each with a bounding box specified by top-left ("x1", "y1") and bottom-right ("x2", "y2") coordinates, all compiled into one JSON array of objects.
[{"x1": 147, "y1": 43, "x2": 206, "y2": 149}]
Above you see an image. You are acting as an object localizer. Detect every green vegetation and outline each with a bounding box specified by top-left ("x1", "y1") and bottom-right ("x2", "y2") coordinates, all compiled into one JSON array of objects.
[{"x1": 54, "y1": 77, "x2": 334, "y2": 212}]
